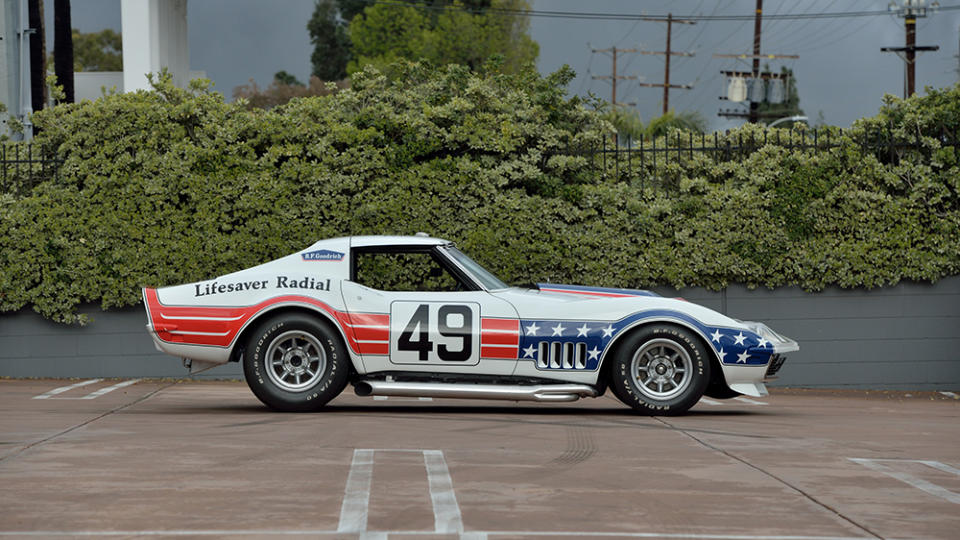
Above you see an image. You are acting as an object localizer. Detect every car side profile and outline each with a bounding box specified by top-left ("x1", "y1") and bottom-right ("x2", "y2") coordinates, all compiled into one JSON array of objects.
[{"x1": 143, "y1": 235, "x2": 797, "y2": 415}]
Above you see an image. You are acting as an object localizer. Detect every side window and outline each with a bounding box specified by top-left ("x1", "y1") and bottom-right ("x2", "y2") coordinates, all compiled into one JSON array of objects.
[{"x1": 354, "y1": 251, "x2": 464, "y2": 292}]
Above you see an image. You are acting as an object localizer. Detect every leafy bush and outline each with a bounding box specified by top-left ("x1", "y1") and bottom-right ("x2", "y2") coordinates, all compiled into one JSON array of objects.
[{"x1": 1, "y1": 66, "x2": 958, "y2": 324}]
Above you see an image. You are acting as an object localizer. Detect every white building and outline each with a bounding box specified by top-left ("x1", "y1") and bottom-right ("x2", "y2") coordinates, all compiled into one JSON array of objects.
[{"x1": 0, "y1": 0, "x2": 204, "y2": 138}]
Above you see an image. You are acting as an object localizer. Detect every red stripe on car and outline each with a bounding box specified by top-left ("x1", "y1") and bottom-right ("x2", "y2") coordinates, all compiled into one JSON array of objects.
[{"x1": 481, "y1": 346, "x2": 518, "y2": 359}]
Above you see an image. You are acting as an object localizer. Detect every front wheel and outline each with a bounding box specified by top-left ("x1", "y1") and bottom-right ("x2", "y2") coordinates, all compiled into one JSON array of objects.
[
  {"x1": 610, "y1": 324, "x2": 710, "y2": 415},
  {"x1": 242, "y1": 314, "x2": 349, "y2": 411}
]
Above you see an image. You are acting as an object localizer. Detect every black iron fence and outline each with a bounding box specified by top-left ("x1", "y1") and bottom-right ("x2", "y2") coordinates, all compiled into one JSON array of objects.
[
  {"x1": 0, "y1": 143, "x2": 63, "y2": 197},
  {"x1": 2, "y1": 125, "x2": 957, "y2": 197},
  {"x1": 559, "y1": 125, "x2": 959, "y2": 188}
]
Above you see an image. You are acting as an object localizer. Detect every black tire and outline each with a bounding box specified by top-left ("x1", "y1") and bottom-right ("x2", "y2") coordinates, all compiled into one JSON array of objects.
[
  {"x1": 242, "y1": 313, "x2": 349, "y2": 411},
  {"x1": 609, "y1": 324, "x2": 711, "y2": 415}
]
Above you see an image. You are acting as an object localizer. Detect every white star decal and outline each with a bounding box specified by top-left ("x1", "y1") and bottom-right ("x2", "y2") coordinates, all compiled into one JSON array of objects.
[
  {"x1": 551, "y1": 323, "x2": 566, "y2": 336},
  {"x1": 733, "y1": 332, "x2": 747, "y2": 346},
  {"x1": 601, "y1": 325, "x2": 616, "y2": 338},
  {"x1": 525, "y1": 322, "x2": 540, "y2": 336},
  {"x1": 710, "y1": 329, "x2": 723, "y2": 343},
  {"x1": 521, "y1": 344, "x2": 537, "y2": 358},
  {"x1": 717, "y1": 348, "x2": 727, "y2": 362},
  {"x1": 757, "y1": 337, "x2": 770, "y2": 348},
  {"x1": 737, "y1": 351, "x2": 750, "y2": 363},
  {"x1": 576, "y1": 324, "x2": 590, "y2": 337},
  {"x1": 587, "y1": 346, "x2": 601, "y2": 361}
]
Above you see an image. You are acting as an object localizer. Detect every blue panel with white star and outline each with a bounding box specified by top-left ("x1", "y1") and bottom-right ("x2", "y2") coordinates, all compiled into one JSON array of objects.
[{"x1": 518, "y1": 310, "x2": 774, "y2": 371}]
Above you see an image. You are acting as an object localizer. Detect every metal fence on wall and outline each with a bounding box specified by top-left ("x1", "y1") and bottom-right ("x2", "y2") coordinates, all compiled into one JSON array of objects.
[
  {"x1": 0, "y1": 143, "x2": 63, "y2": 196},
  {"x1": 557, "y1": 125, "x2": 960, "y2": 189},
  {"x1": 2, "y1": 126, "x2": 957, "y2": 196}
]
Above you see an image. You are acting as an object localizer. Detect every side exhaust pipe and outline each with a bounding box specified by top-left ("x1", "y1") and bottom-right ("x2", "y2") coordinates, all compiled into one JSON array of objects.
[{"x1": 354, "y1": 380, "x2": 599, "y2": 403}]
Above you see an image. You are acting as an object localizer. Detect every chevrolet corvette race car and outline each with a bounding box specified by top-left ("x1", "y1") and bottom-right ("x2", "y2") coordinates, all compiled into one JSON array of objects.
[{"x1": 143, "y1": 235, "x2": 798, "y2": 414}]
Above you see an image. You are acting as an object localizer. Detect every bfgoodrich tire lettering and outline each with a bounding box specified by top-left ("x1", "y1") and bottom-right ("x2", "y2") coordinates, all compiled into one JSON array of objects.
[
  {"x1": 609, "y1": 324, "x2": 710, "y2": 415},
  {"x1": 242, "y1": 313, "x2": 349, "y2": 411}
]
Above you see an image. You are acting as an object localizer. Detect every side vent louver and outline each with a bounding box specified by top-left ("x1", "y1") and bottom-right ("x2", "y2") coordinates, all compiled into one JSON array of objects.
[{"x1": 536, "y1": 341, "x2": 589, "y2": 370}]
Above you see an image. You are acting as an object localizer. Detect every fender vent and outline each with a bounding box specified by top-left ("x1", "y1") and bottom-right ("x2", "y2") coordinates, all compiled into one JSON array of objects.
[{"x1": 537, "y1": 341, "x2": 588, "y2": 370}]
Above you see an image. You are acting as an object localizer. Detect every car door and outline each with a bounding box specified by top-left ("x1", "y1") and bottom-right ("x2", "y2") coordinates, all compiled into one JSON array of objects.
[{"x1": 340, "y1": 246, "x2": 520, "y2": 376}]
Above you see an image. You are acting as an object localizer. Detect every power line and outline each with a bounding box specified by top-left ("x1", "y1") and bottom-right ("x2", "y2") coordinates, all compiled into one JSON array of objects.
[
  {"x1": 762, "y1": 0, "x2": 849, "y2": 52},
  {"x1": 778, "y1": 0, "x2": 876, "y2": 52},
  {"x1": 369, "y1": 1, "x2": 960, "y2": 21},
  {"x1": 684, "y1": 0, "x2": 730, "y2": 51}
]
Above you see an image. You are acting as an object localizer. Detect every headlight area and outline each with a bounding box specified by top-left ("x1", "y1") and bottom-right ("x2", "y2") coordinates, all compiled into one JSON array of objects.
[{"x1": 742, "y1": 321, "x2": 800, "y2": 354}]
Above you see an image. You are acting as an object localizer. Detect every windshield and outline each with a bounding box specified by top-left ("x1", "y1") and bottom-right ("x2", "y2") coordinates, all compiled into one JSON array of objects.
[{"x1": 441, "y1": 246, "x2": 509, "y2": 291}]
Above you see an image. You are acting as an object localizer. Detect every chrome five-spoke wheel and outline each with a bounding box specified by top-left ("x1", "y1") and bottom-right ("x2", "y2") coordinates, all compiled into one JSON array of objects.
[
  {"x1": 265, "y1": 330, "x2": 327, "y2": 391},
  {"x1": 630, "y1": 338, "x2": 693, "y2": 401}
]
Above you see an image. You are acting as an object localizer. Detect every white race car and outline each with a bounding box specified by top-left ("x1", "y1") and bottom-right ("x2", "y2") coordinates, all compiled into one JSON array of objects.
[{"x1": 143, "y1": 235, "x2": 797, "y2": 414}]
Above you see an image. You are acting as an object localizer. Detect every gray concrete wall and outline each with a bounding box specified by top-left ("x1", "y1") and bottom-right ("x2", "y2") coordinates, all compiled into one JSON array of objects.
[
  {"x1": 0, "y1": 305, "x2": 242, "y2": 380},
  {"x1": 1, "y1": 277, "x2": 958, "y2": 389}
]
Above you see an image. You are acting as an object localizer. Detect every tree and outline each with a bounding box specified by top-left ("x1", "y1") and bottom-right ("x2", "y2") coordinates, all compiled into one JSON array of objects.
[
  {"x1": 644, "y1": 110, "x2": 706, "y2": 139},
  {"x1": 28, "y1": 0, "x2": 46, "y2": 111},
  {"x1": 273, "y1": 70, "x2": 303, "y2": 86},
  {"x1": 757, "y1": 66, "x2": 803, "y2": 126},
  {"x1": 233, "y1": 75, "x2": 348, "y2": 109},
  {"x1": 602, "y1": 105, "x2": 644, "y2": 142},
  {"x1": 53, "y1": 0, "x2": 74, "y2": 103},
  {"x1": 308, "y1": 0, "x2": 373, "y2": 81},
  {"x1": 347, "y1": 0, "x2": 538, "y2": 75},
  {"x1": 71, "y1": 29, "x2": 122, "y2": 71}
]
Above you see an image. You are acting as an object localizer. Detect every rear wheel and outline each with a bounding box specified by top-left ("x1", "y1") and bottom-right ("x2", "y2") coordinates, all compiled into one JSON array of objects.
[
  {"x1": 243, "y1": 314, "x2": 349, "y2": 411},
  {"x1": 610, "y1": 324, "x2": 710, "y2": 415}
]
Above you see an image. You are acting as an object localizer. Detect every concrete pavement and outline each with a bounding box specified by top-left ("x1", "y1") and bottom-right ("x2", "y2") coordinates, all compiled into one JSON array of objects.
[{"x1": 0, "y1": 379, "x2": 958, "y2": 539}]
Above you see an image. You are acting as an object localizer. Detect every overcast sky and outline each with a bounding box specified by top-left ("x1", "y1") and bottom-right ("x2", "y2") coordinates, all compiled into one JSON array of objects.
[{"x1": 57, "y1": 0, "x2": 960, "y2": 130}]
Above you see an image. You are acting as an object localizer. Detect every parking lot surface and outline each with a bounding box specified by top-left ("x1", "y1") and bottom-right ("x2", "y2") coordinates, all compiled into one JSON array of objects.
[{"x1": 0, "y1": 378, "x2": 958, "y2": 539}]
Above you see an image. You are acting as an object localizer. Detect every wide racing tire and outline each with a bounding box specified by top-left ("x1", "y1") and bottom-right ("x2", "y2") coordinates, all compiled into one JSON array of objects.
[
  {"x1": 242, "y1": 313, "x2": 349, "y2": 412},
  {"x1": 610, "y1": 324, "x2": 710, "y2": 415}
]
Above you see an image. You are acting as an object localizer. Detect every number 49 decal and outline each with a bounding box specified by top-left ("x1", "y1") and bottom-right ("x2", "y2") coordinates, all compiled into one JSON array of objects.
[{"x1": 389, "y1": 302, "x2": 480, "y2": 365}]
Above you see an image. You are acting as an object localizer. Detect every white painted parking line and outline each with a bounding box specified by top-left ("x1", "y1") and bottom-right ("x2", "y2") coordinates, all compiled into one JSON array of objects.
[
  {"x1": 372, "y1": 396, "x2": 433, "y2": 401},
  {"x1": 698, "y1": 397, "x2": 722, "y2": 406},
  {"x1": 338, "y1": 449, "x2": 464, "y2": 536},
  {"x1": 45, "y1": 379, "x2": 142, "y2": 400},
  {"x1": 733, "y1": 397, "x2": 768, "y2": 406},
  {"x1": 32, "y1": 379, "x2": 102, "y2": 399},
  {"x1": 337, "y1": 449, "x2": 374, "y2": 533},
  {"x1": 76, "y1": 379, "x2": 141, "y2": 399},
  {"x1": 849, "y1": 458, "x2": 960, "y2": 504},
  {"x1": 423, "y1": 450, "x2": 464, "y2": 534}
]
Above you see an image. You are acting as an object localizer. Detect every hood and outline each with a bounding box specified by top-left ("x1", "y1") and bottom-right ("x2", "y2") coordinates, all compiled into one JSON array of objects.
[{"x1": 494, "y1": 286, "x2": 741, "y2": 328}]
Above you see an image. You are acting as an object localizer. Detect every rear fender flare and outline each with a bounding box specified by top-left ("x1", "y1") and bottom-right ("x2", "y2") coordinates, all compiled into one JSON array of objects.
[{"x1": 230, "y1": 302, "x2": 364, "y2": 373}]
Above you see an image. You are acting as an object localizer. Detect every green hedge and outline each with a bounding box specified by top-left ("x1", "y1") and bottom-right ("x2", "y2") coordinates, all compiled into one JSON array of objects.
[{"x1": 1, "y1": 64, "x2": 958, "y2": 323}]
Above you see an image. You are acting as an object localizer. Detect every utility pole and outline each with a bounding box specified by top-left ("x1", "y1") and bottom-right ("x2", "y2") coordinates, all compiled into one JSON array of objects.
[
  {"x1": 590, "y1": 46, "x2": 638, "y2": 106},
  {"x1": 636, "y1": 13, "x2": 695, "y2": 114},
  {"x1": 882, "y1": 0, "x2": 940, "y2": 98},
  {"x1": 750, "y1": 0, "x2": 763, "y2": 124},
  {"x1": 715, "y1": 0, "x2": 798, "y2": 124}
]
